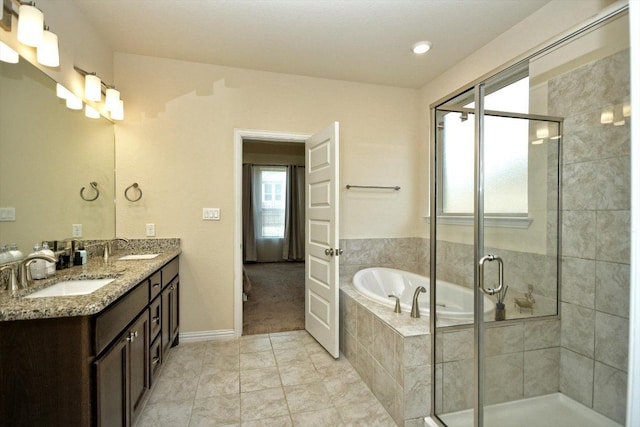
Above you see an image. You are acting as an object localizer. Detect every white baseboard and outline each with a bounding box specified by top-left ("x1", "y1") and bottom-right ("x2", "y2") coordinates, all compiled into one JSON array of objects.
[{"x1": 179, "y1": 329, "x2": 237, "y2": 342}]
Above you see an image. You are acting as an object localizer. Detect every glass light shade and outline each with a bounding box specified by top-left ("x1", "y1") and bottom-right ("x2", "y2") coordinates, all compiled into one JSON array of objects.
[
  {"x1": 17, "y1": 4, "x2": 44, "y2": 47},
  {"x1": 56, "y1": 83, "x2": 71, "y2": 99},
  {"x1": 623, "y1": 102, "x2": 631, "y2": 118},
  {"x1": 85, "y1": 105, "x2": 100, "y2": 119},
  {"x1": 531, "y1": 139, "x2": 544, "y2": 145},
  {"x1": 600, "y1": 106, "x2": 614, "y2": 124},
  {"x1": 85, "y1": 74, "x2": 101, "y2": 102},
  {"x1": 535, "y1": 124, "x2": 549, "y2": 139},
  {"x1": 37, "y1": 29, "x2": 59, "y2": 67},
  {"x1": 105, "y1": 87, "x2": 121, "y2": 111},
  {"x1": 66, "y1": 93, "x2": 83, "y2": 110},
  {"x1": 0, "y1": 42, "x2": 19, "y2": 63},
  {"x1": 110, "y1": 99, "x2": 124, "y2": 121}
]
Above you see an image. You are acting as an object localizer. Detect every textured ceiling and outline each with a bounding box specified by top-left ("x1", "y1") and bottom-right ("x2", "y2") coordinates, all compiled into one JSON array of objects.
[{"x1": 73, "y1": 0, "x2": 552, "y2": 88}]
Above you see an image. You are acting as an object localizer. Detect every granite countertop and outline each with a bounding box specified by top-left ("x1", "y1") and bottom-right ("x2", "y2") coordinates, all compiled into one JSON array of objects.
[{"x1": 0, "y1": 244, "x2": 180, "y2": 322}]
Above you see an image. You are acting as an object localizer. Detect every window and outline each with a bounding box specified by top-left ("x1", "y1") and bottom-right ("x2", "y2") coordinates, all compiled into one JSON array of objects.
[
  {"x1": 256, "y1": 167, "x2": 287, "y2": 237},
  {"x1": 440, "y1": 77, "x2": 529, "y2": 216}
]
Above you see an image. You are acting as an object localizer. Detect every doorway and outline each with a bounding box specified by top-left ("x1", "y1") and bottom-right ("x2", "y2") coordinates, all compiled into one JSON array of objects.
[{"x1": 241, "y1": 140, "x2": 306, "y2": 335}]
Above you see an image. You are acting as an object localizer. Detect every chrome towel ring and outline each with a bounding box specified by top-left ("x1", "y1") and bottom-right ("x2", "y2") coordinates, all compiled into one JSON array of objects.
[
  {"x1": 80, "y1": 182, "x2": 100, "y2": 202},
  {"x1": 124, "y1": 182, "x2": 143, "y2": 202}
]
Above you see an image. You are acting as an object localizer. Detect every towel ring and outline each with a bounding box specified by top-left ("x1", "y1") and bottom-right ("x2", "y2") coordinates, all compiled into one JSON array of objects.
[
  {"x1": 80, "y1": 182, "x2": 100, "y2": 202},
  {"x1": 124, "y1": 182, "x2": 143, "y2": 202}
]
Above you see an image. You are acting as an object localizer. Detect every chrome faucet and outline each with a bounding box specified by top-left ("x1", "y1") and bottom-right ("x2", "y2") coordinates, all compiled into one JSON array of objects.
[
  {"x1": 0, "y1": 264, "x2": 18, "y2": 293},
  {"x1": 411, "y1": 286, "x2": 426, "y2": 318},
  {"x1": 18, "y1": 254, "x2": 58, "y2": 288},
  {"x1": 103, "y1": 238, "x2": 130, "y2": 262}
]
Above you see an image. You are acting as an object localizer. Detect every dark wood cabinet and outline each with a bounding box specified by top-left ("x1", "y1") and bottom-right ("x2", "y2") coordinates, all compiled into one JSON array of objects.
[{"x1": 0, "y1": 255, "x2": 179, "y2": 427}]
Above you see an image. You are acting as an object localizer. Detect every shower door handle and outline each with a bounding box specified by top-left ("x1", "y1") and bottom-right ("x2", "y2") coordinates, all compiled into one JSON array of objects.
[{"x1": 478, "y1": 254, "x2": 504, "y2": 295}]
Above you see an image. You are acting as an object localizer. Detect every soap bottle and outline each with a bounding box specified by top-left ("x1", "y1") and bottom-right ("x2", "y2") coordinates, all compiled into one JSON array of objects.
[
  {"x1": 9, "y1": 244, "x2": 23, "y2": 262},
  {"x1": 0, "y1": 245, "x2": 11, "y2": 263},
  {"x1": 29, "y1": 244, "x2": 46, "y2": 280},
  {"x1": 41, "y1": 242, "x2": 56, "y2": 277}
]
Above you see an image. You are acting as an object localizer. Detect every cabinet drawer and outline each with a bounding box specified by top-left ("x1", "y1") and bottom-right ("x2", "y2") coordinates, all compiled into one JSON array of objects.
[
  {"x1": 149, "y1": 297, "x2": 161, "y2": 341},
  {"x1": 95, "y1": 283, "x2": 149, "y2": 355},
  {"x1": 149, "y1": 271, "x2": 162, "y2": 300},
  {"x1": 162, "y1": 257, "x2": 179, "y2": 288},
  {"x1": 149, "y1": 335, "x2": 162, "y2": 386}
]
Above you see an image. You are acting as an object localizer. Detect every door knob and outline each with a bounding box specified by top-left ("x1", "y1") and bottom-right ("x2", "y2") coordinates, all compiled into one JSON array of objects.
[{"x1": 324, "y1": 248, "x2": 334, "y2": 256}]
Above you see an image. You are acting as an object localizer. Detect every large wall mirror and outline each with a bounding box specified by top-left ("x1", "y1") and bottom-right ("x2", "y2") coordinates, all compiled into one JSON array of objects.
[{"x1": 0, "y1": 58, "x2": 115, "y2": 258}]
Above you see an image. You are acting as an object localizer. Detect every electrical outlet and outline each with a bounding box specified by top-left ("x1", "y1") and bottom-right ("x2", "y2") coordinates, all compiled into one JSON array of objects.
[
  {"x1": 146, "y1": 223, "x2": 155, "y2": 237},
  {"x1": 72, "y1": 224, "x2": 83, "y2": 237},
  {"x1": 202, "y1": 208, "x2": 220, "y2": 221}
]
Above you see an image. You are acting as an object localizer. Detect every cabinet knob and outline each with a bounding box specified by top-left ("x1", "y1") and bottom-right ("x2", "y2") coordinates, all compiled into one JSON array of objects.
[
  {"x1": 152, "y1": 282, "x2": 161, "y2": 288},
  {"x1": 152, "y1": 316, "x2": 160, "y2": 324},
  {"x1": 127, "y1": 330, "x2": 138, "y2": 342},
  {"x1": 152, "y1": 357, "x2": 160, "y2": 365}
]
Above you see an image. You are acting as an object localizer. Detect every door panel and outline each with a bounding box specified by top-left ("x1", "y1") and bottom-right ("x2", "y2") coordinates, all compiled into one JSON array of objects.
[{"x1": 305, "y1": 122, "x2": 339, "y2": 358}]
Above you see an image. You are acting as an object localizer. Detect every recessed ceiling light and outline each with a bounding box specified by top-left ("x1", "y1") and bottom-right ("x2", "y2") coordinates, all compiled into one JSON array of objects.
[{"x1": 412, "y1": 41, "x2": 432, "y2": 55}]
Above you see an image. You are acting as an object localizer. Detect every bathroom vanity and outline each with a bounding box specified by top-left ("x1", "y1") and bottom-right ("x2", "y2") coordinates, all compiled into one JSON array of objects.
[{"x1": 0, "y1": 247, "x2": 180, "y2": 427}]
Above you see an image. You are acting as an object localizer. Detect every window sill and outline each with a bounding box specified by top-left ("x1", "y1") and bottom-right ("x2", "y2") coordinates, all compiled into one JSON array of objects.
[{"x1": 425, "y1": 215, "x2": 533, "y2": 229}]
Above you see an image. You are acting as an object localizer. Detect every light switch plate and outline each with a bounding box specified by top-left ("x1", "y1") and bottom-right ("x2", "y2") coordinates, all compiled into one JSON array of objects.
[
  {"x1": 72, "y1": 224, "x2": 83, "y2": 237},
  {"x1": 146, "y1": 223, "x2": 156, "y2": 237},
  {"x1": 203, "y1": 208, "x2": 220, "y2": 221},
  {"x1": 0, "y1": 207, "x2": 15, "y2": 222}
]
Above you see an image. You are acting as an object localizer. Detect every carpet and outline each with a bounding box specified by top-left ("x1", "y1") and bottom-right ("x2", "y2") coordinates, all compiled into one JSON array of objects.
[{"x1": 242, "y1": 262, "x2": 305, "y2": 335}]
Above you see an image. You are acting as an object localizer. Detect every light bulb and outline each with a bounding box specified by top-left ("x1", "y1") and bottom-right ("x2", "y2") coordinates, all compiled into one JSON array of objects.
[
  {"x1": 66, "y1": 93, "x2": 83, "y2": 110},
  {"x1": 17, "y1": 4, "x2": 44, "y2": 47},
  {"x1": 85, "y1": 105, "x2": 100, "y2": 119},
  {"x1": 110, "y1": 99, "x2": 124, "y2": 121},
  {"x1": 37, "y1": 28, "x2": 59, "y2": 67},
  {"x1": 105, "y1": 87, "x2": 121, "y2": 111},
  {"x1": 85, "y1": 74, "x2": 101, "y2": 102},
  {"x1": 56, "y1": 83, "x2": 71, "y2": 99},
  {"x1": 0, "y1": 42, "x2": 19, "y2": 64},
  {"x1": 412, "y1": 41, "x2": 432, "y2": 55}
]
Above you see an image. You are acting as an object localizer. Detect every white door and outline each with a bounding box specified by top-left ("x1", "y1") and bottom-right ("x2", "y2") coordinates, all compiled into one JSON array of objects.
[{"x1": 305, "y1": 122, "x2": 340, "y2": 358}]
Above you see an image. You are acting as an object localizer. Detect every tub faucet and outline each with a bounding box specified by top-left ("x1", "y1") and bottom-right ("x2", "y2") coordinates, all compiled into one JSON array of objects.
[
  {"x1": 411, "y1": 286, "x2": 426, "y2": 318},
  {"x1": 18, "y1": 254, "x2": 58, "y2": 288}
]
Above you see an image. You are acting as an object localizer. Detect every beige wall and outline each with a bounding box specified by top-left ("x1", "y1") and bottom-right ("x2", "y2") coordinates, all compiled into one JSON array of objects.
[{"x1": 113, "y1": 53, "x2": 419, "y2": 333}]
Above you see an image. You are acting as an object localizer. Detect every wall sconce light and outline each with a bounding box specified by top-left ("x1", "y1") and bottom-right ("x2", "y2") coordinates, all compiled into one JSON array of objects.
[
  {"x1": 66, "y1": 93, "x2": 83, "y2": 110},
  {"x1": 55, "y1": 83, "x2": 71, "y2": 99},
  {"x1": 36, "y1": 26, "x2": 59, "y2": 67},
  {"x1": 105, "y1": 86, "x2": 121, "y2": 111},
  {"x1": 110, "y1": 99, "x2": 124, "y2": 121},
  {"x1": 1, "y1": 0, "x2": 11, "y2": 31},
  {"x1": 17, "y1": 2, "x2": 43, "y2": 47},
  {"x1": 85, "y1": 105, "x2": 100, "y2": 119},
  {"x1": 535, "y1": 123, "x2": 549, "y2": 139},
  {"x1": 84, "y1": 73, "x2": 101, "y2": 102},
  {"x1": 0, "y1": 41, "x2": 19, "y2": 63}
]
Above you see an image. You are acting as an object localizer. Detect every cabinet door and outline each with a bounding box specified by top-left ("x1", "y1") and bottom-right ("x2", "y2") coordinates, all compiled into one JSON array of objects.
[
  {"x1": 96, "y1": 336, "x2": 128, "y2": 427},
  {"x1": 169, "y1": 280, "x2": 179, "y2": 346},
  {"x1": 161, "y1": 285, "x2": 171, "y2": 355},
  {"x1": 129, "y1": 311, "x2": 149, "y2": 426}
]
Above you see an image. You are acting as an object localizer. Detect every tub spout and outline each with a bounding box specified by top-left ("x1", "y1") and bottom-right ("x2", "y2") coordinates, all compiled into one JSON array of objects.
[{"x1": 411, "y1": 286, "x2": 426, "y2": 318}]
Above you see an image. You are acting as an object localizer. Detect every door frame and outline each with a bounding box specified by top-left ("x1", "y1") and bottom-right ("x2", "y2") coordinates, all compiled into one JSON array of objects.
[{"x1": 233, "y1": 129, "x2": 311, "y2": 337}]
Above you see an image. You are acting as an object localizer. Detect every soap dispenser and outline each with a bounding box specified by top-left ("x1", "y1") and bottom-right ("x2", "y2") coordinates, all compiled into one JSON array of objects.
[
  {"x1": 0, "y1": 245, "x2": 11, "y2": 263},
  {"x1": 41, "y1": 242, "x2": 56, "y2": 277},
  {"x1": 8, "y1": 244, "x2": 23, "y2": 262},
  {"x1": 29, "y1": 244, "x2": 46, "y2": 279}
]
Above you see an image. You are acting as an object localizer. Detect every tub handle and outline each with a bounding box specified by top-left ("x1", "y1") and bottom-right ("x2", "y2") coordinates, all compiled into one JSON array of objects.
[
  {"x1": 388, "y1": 295, "x2": 401, "y2": 313},
  {"x1": 478, "y1": 254, "x2": 504, "y2": 296}
]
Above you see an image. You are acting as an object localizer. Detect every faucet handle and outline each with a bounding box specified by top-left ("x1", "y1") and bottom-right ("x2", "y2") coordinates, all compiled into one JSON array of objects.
[{"x1": 387, "y1": 295, "x2": 401, "y2": 313}]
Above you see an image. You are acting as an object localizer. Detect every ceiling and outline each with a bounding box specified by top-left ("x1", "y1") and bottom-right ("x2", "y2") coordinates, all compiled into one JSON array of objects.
[{"x1": 72, "y1": 0, "x2": 552, "y2": 89}]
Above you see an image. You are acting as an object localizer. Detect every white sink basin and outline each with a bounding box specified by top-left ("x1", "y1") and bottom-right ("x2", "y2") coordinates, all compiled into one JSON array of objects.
[
  {"x1": 25, "y1": 278, "x2": 115, "y2": 298},
  {"x1": 118, "y1": 254, "x2": 159, "y2": 261}
]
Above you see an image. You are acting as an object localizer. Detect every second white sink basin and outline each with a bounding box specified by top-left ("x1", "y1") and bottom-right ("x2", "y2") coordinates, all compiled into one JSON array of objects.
[
  {"x1": 118, "y1": 254, "x2": 159, "y2": 261},
  {"x1": 25, "y1": 278, "x2": 115, "y2": 298}
]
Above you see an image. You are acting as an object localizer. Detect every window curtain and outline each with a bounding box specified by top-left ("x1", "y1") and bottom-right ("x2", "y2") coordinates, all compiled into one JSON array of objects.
[
  {"x1": 282, "y1": 165, "x2": 305, "y2": 261},
  {"x1": 242, "y1": 164, "x2": 257, "y2": 262}
]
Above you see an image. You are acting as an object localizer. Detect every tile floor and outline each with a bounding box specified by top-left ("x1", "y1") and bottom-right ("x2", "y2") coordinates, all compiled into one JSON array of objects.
[{"x1": 136, "y1": 330, "x2": 397, "y2": 426}]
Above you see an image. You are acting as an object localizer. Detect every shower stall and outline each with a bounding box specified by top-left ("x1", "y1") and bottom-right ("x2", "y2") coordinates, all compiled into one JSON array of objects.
[{"x1": 429, "y1": 6, "x2": 630, "y2": 427}]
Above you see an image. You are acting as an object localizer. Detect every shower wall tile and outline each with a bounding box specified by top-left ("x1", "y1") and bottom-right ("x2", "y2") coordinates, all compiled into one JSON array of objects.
[
  {"x1": 593, "y1": 362, "x2": 627, "y2": 425},
  {"x1": 484, "y1": 324, "x2": 524, "y2": 356},
  {"x1": 524, "y1": 318, "x2": 560, "y2": 350},
  {"x1": 560, "y1": 302, "x2": 595, "y2": 358},
  {"x1": 562, "y1": 211, "x2": 596, "y2": 259},
  {"x1": 442, "y1": 328, "x2": 474, "y2": 362},
  {"x1": 596, "y1": 210, "x2": 630, "y2": 263},
  {"x1": 442, "y1": 359, "x2": 474, "y2": 413},
  {"x1": 484, "y1": 353, "x2": 524, "y2": 405},
  {"x1": 595, "y1": 261, "x2": 630, "y2": 317},
  {"x1": 373, "y1": 318, "x2": 396, "y2": 378},
  {"x1": 562, "y1": 161, "x2": 600, "y2": 210},
  {"x1": 560, "y1": 348, "x2": 594, "y2": 407},
  {"x1": 596, "y1": 156, "x2": 630, "y2": 210},
  {"x1": 561, "y1": 257, "x2": 595, "y2": 308},
  {"x1": 594, "y1": 311, "x2": 628, "y2": 372},
  {"x1": 524, "y1": 347, "x2": 560, "y2": 397}
]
